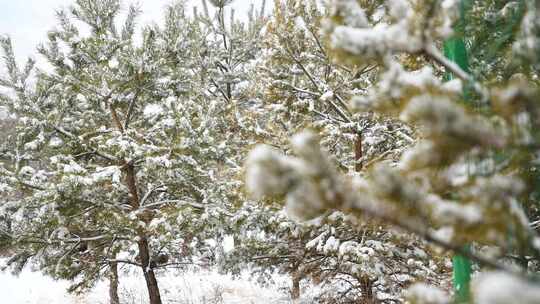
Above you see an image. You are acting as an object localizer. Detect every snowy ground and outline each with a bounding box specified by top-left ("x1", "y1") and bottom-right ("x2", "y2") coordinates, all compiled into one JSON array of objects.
[{"x1": 0, "y1": 264, "x2": 293, "y2": 304}]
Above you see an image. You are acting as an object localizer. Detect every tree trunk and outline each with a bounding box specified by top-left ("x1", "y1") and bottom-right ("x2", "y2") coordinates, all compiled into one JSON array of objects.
[
  {"x1": 354, "y1": 132, "x2": 363, "y2": 172},
  {"x1": 291, "y1": 272, "x2": 301, "y2": 301},
  {"x1": 108, "y1": 262, "x2": 120, "y2": 304},
  {"x1": 138, "y1": 236, "x2": 162, "y2": 304},
  {"x1": 110, "y1": 106, "x2": 162, "y2": 304},
  {"x1": 360, "y1": 276, "x2": 377, "y2": 304},
  {"x1": 125, "y1": 162, "x2": 162, "y2": 304}
]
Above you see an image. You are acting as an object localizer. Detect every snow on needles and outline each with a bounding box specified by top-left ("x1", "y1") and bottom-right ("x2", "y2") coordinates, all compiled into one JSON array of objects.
[{"x1": 143, "y1": 104, "x2": 164, "y2": 119}]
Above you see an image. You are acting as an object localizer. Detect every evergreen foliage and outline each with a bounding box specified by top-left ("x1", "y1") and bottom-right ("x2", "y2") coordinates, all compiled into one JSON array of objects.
[{"x1": 1, "y1": 0, "x2": 540, "y2": 303}]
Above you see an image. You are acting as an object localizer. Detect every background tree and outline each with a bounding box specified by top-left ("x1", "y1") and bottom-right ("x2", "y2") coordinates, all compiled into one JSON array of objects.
[
  {"x1": 227, "y1": 1, "x2": 449, "y2": 303},
  {"x1": 246, "y1": 0, "x2": 540, "y2": 303},
  {"x1": 0, "y1": 109, "x2": 17, "y2": 253}
]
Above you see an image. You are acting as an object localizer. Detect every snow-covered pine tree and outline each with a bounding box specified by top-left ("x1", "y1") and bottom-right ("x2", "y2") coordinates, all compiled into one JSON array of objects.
[
  {"x1": 0, "y1": 110, "x2": 17, "y2": 251},
  {"x1": 246, "y1": 0, "x2": 540, "y2": 303},
  {"x1": 230, "y1": 1, "x2": 446, "y2": 302},
  {"x1": 0, "y1": 1, "x2": 266, "y2": 303}
]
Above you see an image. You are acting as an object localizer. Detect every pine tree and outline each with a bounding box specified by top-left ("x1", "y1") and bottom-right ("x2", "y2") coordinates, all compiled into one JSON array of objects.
[
  {"x1": 0, "y1": 110, "x2": 17, "y2": 251},
  {"x1": 1, "y1": 0, "x2": 539, "y2": 303},
  {"x1": 246, "y1": 0, "x2": 540, "y2": 303},
  {"x1": 0, "y1": 1, "x2": 265, "y2": 303},
  {"x1": 233, "y1": 1, "x2": 446, "y2": 302}
]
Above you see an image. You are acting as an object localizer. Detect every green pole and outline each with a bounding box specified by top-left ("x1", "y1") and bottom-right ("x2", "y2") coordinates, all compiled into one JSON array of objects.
[
  {"x1": 443, "y1": 1, "x2": 472, "y2": 303},
  {"x1": 444, "y1": 36, "x2": 473, "y2": 304},
  {"x1": 443, "y1": 38, "x2": 470, "y2": 76},
  {"x1": 452, "y1": 248, "x2": 472, "y2": 303}
]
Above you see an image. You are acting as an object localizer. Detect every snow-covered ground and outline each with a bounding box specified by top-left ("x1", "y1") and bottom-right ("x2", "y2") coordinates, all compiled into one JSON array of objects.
[{"x1": 0, "y1": 264, "x2": 292, "y2": 304}]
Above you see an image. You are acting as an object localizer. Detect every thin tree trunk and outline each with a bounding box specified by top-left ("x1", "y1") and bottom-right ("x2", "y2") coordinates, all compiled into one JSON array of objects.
[
  {"x1": 291, "y1": 272, "x2": 301, "y2": 301},
  {"x1": 360, "y1": 276, "x2": 376, "y2": 304},
  {"x1": 355, "y1": 132, "x2": 363, "y2": 172},
  {"x1": 109, "y1": 262, "x2": 120, "y2": 304},
  {"x1": 138, "y1": 235, "x2": 162, "y2": 304},
  {"x1": 125, "y1": 162, "x2": 162, "y2": 304},
  {"x1": 111, "y1": 102, "x2": 163, "y2": 304}
]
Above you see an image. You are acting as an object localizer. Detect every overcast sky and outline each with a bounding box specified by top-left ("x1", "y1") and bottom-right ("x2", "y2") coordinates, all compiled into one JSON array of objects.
[{"x1": 0, "y1": 0, "x2": 268, "y2": 66}]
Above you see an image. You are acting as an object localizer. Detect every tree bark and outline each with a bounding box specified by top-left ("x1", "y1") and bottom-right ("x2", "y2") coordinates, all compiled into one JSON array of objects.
[
  {"x1": 354, "y1": 132, "x2": 363, "y2": 172},
  {"x1": 291, "y1": 272, "x2": 301, "y2": 301},
  {"x1": 111, "y1": 100, "x2": 162, "y2": 304},
  {"x1": 108, "y1": 262, "x2": 120, "y2": 304},
  {"x1": 126, "y1": 163, "x2": 163, "y2": 304},
  {"x1": 360, "y1": 275, "x2": 377, "y2": 304},
  {"x1": 138, "y1": 235, "x2": 162, "y2": 304}
]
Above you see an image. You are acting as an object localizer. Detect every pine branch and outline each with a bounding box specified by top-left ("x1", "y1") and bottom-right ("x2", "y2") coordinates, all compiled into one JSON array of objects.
[
  {"x1": 424, "y1": 44, "x2": 489, "y2": 100},
  {"x1": 347, "y1": 201, "x2": 536, "y2": 283}
]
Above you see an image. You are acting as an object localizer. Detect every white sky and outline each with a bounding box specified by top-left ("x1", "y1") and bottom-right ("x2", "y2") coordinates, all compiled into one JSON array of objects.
[{"x1": 0, "y1": 0, "x2": 269, "y2": 66}]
